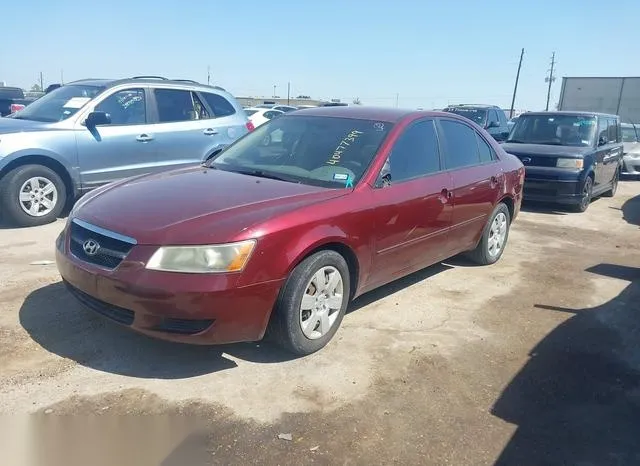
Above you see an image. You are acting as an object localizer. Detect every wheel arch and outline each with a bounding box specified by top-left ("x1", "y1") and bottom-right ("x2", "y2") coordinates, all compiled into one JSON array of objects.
[{"x1": 0, "y1": 155, "x2": 75, "y2": 204}]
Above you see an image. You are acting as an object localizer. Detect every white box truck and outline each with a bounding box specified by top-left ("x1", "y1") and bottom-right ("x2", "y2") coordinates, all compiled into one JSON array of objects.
[{"x1": 557, "y1": 77, "x2": 640, "y2": 124}]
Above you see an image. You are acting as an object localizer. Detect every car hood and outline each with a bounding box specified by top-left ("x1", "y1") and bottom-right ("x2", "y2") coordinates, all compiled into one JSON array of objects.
[
  {"x1": 75, "y1": 166, "x2": 349, "y2": 245},
  {"x1": 623, "y1": 142, "x2": 640, "y2": 154},
  {"x1": 0, "y1": 117, "x2": 54, "y2": 134},
  {"x1": 501, "y1": 143, "x2": 592, "y2": 158}
]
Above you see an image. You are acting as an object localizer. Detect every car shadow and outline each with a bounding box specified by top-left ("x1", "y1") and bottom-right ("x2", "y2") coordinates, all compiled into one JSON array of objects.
[
  {"x1": 620, "y1": 193, "x2": 640, "y2": 227},
  {"x1": 20, "y1": 262, "x2": 455, "y2": 379},
  {"x1": 491, "y1": 264, "x2": 640, "y2": 465},
  {"x1": 520, "y1": 201, "x2": 569, "y2": 216}
]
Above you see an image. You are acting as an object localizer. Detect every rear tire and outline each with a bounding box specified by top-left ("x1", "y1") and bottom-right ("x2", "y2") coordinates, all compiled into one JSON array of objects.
[
  {"x1": 467, "y1": 203, "x2": 511, "y2": 265},
  {"x1": 267, "y1": 250, "x2": 350, "y2": 356},
  {"x1": 0, "y1": 164, "x2": 67, "y2": 227},
  {"x1": 570, "y1": 175, "x2": 593, "y2": 212},
  {"x1": 602, "y1": 167, "x2": 619, "y2": 198}
]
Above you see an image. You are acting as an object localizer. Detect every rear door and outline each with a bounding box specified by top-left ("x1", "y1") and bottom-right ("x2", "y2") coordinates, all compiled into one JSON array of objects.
[
  {"x1": 369, "y1": 119, "x2": 454, "y2": 287},
  {"x1": 74, "y1": 87, "x2": 157, "y2": 189},
  {"x1": 603, "y1": 117, "x2": 623, "y2": 183},
  {"x1": 436, "y1": 118, "x2": 502, "y2": 252}
]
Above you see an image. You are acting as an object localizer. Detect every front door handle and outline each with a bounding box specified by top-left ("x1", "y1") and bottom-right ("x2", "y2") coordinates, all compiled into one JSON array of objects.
[
  {"x1": 439, "y1": 188, "x2": 453, "y2": 204},
  {"x1": 136, "y1": 134, "x2": 153, "y2": 142},
  {"x1": 203, "y1": 128, "x2": 218, "y2": 136}
]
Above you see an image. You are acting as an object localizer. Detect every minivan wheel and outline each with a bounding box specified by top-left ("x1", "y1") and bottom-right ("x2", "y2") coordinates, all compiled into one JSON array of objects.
[
  {"x1": 0, "y1": 165, "x2": 66, "y2": 227},
  {"x1": 467, "y1": 203, "x2": 511, "y2": 265},
  {"x1": 603, "y1": 168, "x2": 620, "y2": 198},
  {"x1": 267, "y1": 250, "x2": 350, "y2": 356},
  {"x1": 571, "y1": 176, "x2": 593, "y2": 212}
]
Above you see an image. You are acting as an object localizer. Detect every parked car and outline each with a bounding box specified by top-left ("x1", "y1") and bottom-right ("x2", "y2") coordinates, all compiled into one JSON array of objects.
[
  {"x1": 507, "y1": 116, "x2": 518, "y2": 132},
  {"x1": 621, "y1": 122, "x2": 640, "y2": 176},
  {"x1": 244, "y1": 107, "x2": 284, "y2": 127},
  {"x1": 443, "y1": 104, "x2": 511, "y2": 142},
  {"x1": 503, "y1": 111, "x2": 623, "y2": 212},
  {"x1": 272, "y1": 105, "x2": 298, "y2": 113},
  {"x1": 56, "y1": 106, "x2": 524, "y2": 356},
  {"x1": 0, "y1": 76, "x2": 252, "y2": 227},
  {"x1": 0, "y1": 86, "x2": 34, "y2": 116}
]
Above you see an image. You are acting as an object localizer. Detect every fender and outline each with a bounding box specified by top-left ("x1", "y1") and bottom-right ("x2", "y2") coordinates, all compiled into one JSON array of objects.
[{"x1": 0, "y1": 149, "x2": 80, "y2": 194}]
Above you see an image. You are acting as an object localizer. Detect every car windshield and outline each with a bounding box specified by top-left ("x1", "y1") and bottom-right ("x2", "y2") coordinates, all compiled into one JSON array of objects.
[
  {"x1": 508, "y1": 114, "x2": 597, "y2": 147},
  {"x1": 622, "y1": 126, "x2": 639, "y2": 142},
  {"x1": 210, "y1": 115, "x2": 393, "y2": 188},
  {"x1": 444, "y1": 107, "x2": 488, "y2": 125},
  {"x1": 10, "y1": 84, "x2": 104, "y2": 122}
]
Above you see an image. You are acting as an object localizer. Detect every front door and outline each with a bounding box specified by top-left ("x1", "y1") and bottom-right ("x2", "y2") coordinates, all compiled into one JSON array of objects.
[
  {"x1": 369, "y1": 119, "x2": 454, "y2": 288},
  {"x1": 594, "y1": 116, "x2": 611, "y2": 189},
  {"x1": 74, "y1": 87, "x2": 157, "y2": 190},
  {"x1": 436, "y1": 118, "x2": 502, "y2": 251}
]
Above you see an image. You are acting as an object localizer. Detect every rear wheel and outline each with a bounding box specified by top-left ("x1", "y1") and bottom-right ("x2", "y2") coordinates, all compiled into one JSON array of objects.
[
  {"x1": 571, "y1": 176, "x2": 593, "y2": 212},
  {"x1": 0, "y1": 164, "x2": 67, "y2": 227},
  {"x1": 603, "y1": 167, "x2": 620, "y2": 198},
  {"x1": 267, "y1": 250, "x2": 350, "y2": 356},
  {"x1": 467, "y1": 203, "x2": 511, "y2": 265}
]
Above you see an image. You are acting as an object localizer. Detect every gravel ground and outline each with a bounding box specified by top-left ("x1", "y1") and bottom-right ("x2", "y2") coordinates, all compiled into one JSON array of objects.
[{"x1": 1, "y1": 182, "x2": 639, "y2": 466}]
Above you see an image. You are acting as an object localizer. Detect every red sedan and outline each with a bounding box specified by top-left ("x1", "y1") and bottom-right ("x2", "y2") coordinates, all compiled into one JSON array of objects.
[{"x1": 56, "y1": 107, "x2": 524, "y2": 355}]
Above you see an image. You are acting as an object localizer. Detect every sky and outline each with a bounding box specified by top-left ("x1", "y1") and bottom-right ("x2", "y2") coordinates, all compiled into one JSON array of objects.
[{"x1": 3, "y1": 0, "x2": 639, "y2": 111}]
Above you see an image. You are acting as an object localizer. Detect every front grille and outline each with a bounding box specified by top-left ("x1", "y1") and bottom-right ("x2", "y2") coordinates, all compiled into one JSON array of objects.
[
  {"x1": 65, "y1": 281, "x2": 135, "y2": 326},
  {"x1": 513, "y1": 154, "x2": 557, "y2": 167},
  {"x1": 153, "y1": 317, "x2": 214, "y2": 335},
  {"x1": 69, "y1": 219, "x2": 136, "y2": 270}
]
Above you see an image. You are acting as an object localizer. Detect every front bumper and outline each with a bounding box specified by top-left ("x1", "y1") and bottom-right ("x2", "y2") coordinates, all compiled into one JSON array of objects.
[
  {"x1": 55, "y1": 229, "x2": 284, "y2": 345},
  {"x1": 522, "y1": 167, "x2": 584, "y2": 204},
  {"x1": 622, "y1": 154, "x2": 640, "y2": 175}
]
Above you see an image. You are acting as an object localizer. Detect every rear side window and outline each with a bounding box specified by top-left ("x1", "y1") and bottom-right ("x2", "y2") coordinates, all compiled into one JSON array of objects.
[
  {"x1": 202, "y1": 92, "x2": 236, "y2": 117},
  {"x1": 154, "y1": 88, "x2": 210, "y2": 122},
  {"x1": 384, "y1": 119, "x2": 440, "y2": 183},
  {"x1": 438, "y1": 119, "x2": 481, "y2": 169},
  {"x1": 476, "y1": 134, "x2": 495, "y2": 163}
]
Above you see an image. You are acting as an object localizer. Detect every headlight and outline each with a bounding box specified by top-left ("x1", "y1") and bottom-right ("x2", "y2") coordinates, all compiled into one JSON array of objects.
[
  {"x1": 145, "y1": 240, "x2": 257, "y2": 274},
  {"x1": 556, "y1": 158, "x2": 583, "y2": 169}
]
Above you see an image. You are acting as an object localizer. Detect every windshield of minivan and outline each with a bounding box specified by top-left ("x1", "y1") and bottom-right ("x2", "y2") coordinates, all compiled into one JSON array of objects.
[
  {"x1": 10, "y1": 84, "x2": 104, "y2": 122},
  {"x1": 622, "y1": 126, "x2": 639, "y2": 142},
  {"x1": 508, "y1": 114, "x2": 597, "y2": 147},
  {"x1": 211, "y1": 115, "x2": 392, "y2": 188},
  {"x1": 443, "y1": 107, "x2": 488, "y2": 126}
]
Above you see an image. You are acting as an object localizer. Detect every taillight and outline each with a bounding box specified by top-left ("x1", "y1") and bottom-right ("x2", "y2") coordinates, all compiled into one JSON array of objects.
[
  {"x1": 246, "y1": 121, "x2": 255, "y2": 132},
  {"x1": 10, "y1": 104, "x2": 25, "y2": 114}
]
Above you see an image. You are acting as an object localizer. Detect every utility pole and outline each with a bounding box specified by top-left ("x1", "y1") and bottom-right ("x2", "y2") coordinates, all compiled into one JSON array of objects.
[
  {"x1": 509, "y1": 48, "x2": 524, "y2": 119},
  {"x1": 39, "y1": 72, "x2": 44, "y2": 92},
  {"x1": 60, "y1": 69, "x2": 64, "y2": 84},
  {"x1": 395, "y1": 93, "x2": 399, "y2": 108},
  {"x1": 545, "y1": 52, "x2": 556, "y2": 111},
  {"x1": 287, "y1": 82, "x2": 290, "y2": 105},
  {"x1": 273, "y1": 85, "x2": 277, "y2": 98},
  {"x1": 207, "y1": 66, "x2": 211, "y2": 85}
]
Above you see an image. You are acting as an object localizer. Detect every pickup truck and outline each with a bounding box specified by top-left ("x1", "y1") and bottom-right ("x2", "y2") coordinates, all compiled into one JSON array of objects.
[{"x1": 0, "y1": 87, "x2": 33, "y2": 116}]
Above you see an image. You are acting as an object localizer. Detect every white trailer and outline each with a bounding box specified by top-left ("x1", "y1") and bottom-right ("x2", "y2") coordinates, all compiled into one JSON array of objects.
[{"x1": 557, "y1": 77, "x2": 640, "y2": 124}]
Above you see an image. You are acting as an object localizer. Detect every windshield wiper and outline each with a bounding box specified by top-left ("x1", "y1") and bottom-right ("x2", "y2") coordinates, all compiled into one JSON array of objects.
[
  {"x1": 228, "y1": 168, "x2": 300, "y2": 183},
  {"x1": 506, "y1": 139, "x2": 525, "y2": 143}
]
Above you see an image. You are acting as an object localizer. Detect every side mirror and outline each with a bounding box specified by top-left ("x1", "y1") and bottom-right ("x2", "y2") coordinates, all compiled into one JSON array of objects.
[
  {"x1": 598, "y1": 136, "x2": 608, "y2": 147},
  {"x1": 486, "y1": 121, "x2": 500, "y2": 129},
  {"x1": 375, "y1": 159, "x2": 392, "y2": 188},
  {"x1": 85, "y1": 111, "x2": 111, "y2": 127}
]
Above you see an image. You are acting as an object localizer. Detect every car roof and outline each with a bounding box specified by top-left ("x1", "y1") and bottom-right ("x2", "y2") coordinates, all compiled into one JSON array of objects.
[
  {"x1": 289, "y1": 106, "x2": 421, "y2": 123},
  {"x1": 445, "y1": 104, "x2": 502, "y2": 109},
  {"x1": 522, "y1": 110, "x2": 619, "y2": 118},
  {"x1": 67, "y1": 76, "x2": 228, "y2": 93}
]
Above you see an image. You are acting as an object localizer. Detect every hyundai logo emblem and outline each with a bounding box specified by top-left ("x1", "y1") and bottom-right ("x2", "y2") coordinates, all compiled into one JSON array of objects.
[
  {"x1": 521, "y1": 157, "x2": 531, "y2": 164},
  {"x1": 83, "y1": 239, "x2": 101, "y2": 256}
]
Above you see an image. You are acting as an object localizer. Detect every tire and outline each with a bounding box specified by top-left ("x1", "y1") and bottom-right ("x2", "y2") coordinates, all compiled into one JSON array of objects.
[
  {"x1": 267, "y1": 250, "x2": 351, "y2": 356},
  {"x1": 602, "y1": 167, "x2": 620, "y2": 198},
  {"x1": 467, "y1": 203, "x2": 511, "y2": 266},
  {"x1": 0, "y1": 164, "x2": 67, "y2": 227},
  {"x1": 570, "y1": 175, "x2": 593, "y2": 213}
]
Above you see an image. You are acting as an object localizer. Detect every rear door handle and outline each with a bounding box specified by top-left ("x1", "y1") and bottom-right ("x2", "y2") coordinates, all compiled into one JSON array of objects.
[
  {"x1": 203, "y1": 128, "x2": 218, "y2": 136},
  {"x1": 136, "y1": 134, "x2": 153, "y2": 142}
]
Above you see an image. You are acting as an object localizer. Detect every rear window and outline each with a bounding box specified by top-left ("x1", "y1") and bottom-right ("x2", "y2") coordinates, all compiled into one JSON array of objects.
[
  {"x1": 244, "y1": 109, "x2": 258, "y2": 117},
  {"x1": 0, "y1": 87, "x2": 24, "y2": 99},
  {"x1": 202, "y1": 92, "x2": 236, "y2": 117},
  {"x1": 443, "y1": 107, "x2": 488, "y2": 126}
]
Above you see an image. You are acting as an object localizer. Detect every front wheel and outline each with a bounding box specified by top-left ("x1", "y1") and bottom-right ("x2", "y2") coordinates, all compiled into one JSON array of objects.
[
  {"x1": 571, "y1": 176, "x2": 593, "y2": 212},
  {"x1": 267, "y1": 250, "x2": 350, "y2": 356},
  {"x1": 0, "y1": 164, "x2": 67, "y2": 227},
  {"x1": 467, "y1": 203, "x2": 511, "y2": 265}
]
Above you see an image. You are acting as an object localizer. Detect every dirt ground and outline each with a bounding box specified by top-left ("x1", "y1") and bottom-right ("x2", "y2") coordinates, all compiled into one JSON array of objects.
[{"x1": 1, "y1": 182, "x2": 639, "y2": 466}]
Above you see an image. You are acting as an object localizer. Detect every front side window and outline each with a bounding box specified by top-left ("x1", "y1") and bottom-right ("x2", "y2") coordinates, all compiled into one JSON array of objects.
[
  {"x1": 597, "y1": 117, "x2": 609, "y2": 144},
  {"x1": 509, "y1": 114, "x2": 597, "y2": 147},
  {"x1": 154, "y1": 88, "x2": 209, "y2": 122},
  {"x1": 607, "y1": 118, "x2": 619, "y2": 143},
  {"x1": 487, "y1": 110, "x2": 500, "y2": 127},
  {"x1": 443, "y1": 107, "x2": 488, "y2": 126},
  {"x1": 380, "y1": 120, "x2": 440, "y2": 185},
  {"x1": 10, "y1": 84, "x2": 104, "y2": 122},
  {"x1": 211, "y1": 115, "x2": 392, "y2": 188},
  {"x1": 95, "y1": 88, "x2": 146, "y2": 125},
  {"x1": 438, "y1": 119, "x2": 481, "y2": 169}
]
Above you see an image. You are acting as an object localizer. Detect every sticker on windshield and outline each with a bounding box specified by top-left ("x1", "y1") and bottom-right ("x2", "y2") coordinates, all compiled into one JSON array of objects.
[
  {"x1": 345, "y1": 175, "x2": 354, "y2": 188},
  {"x1": 374, "y1": 122, "x2": 385, "y2": 132},
  {"x1": 333, "y1": 173, "x2": 349, "y2": 180},
  {"x1": 327, "y1": 130, "x2": 364, "y2": 165},
  {"x1": 63, "y1": 97, "x2": 91, "y2": 109}
]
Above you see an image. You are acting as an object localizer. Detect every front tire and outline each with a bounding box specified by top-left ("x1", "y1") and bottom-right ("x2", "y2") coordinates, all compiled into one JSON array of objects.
[
  {"x1": 267, "y1": 250, "x2": 350, "y2": 356},
  {"x1": 0, "y1": 165, "x2": 67, "y2": 227},
  {"x1": 571, "y1": 176, "x2": 593, "y2": 212},
  {"x1": 467, "y1": 203, "x2": 511, "y2": 265}
]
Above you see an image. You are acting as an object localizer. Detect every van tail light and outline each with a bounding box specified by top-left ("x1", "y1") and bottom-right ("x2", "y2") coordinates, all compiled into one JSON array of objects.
[
  {"x1": 10, "y1": 104, "x2": 25, "y2": 114},
  {"x1": 246, "y1": 121, "x2": 255, "y2": 132}
]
